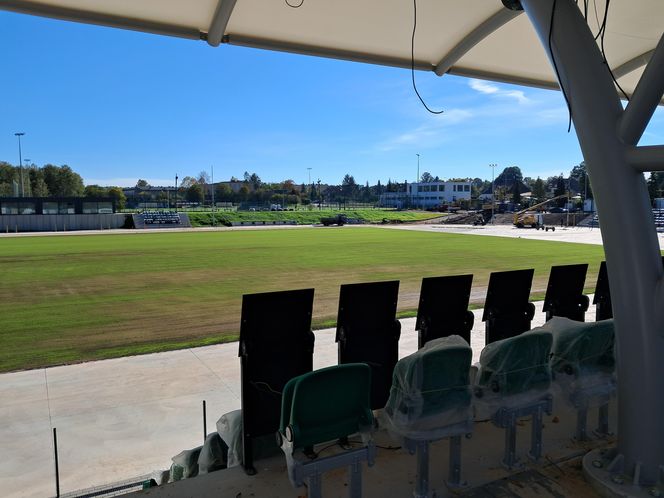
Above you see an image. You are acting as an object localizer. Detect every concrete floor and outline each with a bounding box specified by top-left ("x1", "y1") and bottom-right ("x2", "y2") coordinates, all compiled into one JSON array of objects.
[{"x1": 1, "y1": 299, "x2": 599, "y2": 498}]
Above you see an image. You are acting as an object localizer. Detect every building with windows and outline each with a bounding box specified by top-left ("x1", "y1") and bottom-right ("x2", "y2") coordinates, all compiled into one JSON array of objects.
[
  {"x1": 0, "y1": 197, "x2": 123, "y2": 232},
  {"x1": 0, "y1": 197, "x2": 115, "y2": 215},
  {"x1": 379, "y1": 181, "x2": 472, "y2": 208}
]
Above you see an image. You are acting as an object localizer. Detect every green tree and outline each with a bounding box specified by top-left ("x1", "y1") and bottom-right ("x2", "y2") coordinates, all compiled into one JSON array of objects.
[
  {"x1": 511, "y1": 181, "x2": 521, "y2": 205},
  {"x1": 197, "y1": 171, "x2": 210, "y2": 185},
  {"x1": 107, "y1": 186, "x2": 127, "y2": 210},
  {"x1": 215, "y1": 183, "x2": 232, "y2": 201},
  {"x1": 180, "y1": 176, "x2": 196, "y2": 189},
  {"x1": 136, "y1": 179, "x2": 150, "y2": 188},
  {"x1": 495, "y1": 166, "x2": 523, "y2": 188},
  {"x1": 554, "y1": 175, "x2": 567, "y2": 206},
  {"x1": 532, "y1": 177, "x2": 546, "y2": 201},
  {"x1": 186, "y1": 184, "x2": 204, "y2": 203},
  {"x1": 420, "y1": 171, "x2": 435, "y2": 183},
  {"x1": 84, "y1": 185, "x2": 108, "y2": 197},
  {"x1": 28, "y1": 168, "x2": 49, "y2": 197},
  {"x1": 249, "y1": 173, "x2": 262, "y2": 190},
  {"x1": 341, "y1": 174, "x2": 357, "y2": 200},
  {"x1": 43, "y1": 165, "x2": 84, "y2": 196},
  {"x1": 237, "y1": 185, "x2": 250, "y2": 202},
  {"x1": 570, "y1": 162, "x2": 593, "y2": 199}
]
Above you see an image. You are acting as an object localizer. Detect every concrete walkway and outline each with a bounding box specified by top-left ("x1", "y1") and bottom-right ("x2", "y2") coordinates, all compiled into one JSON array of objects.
[{"x1": 1, "y1": 299, "x2": 596, "y2": 498}]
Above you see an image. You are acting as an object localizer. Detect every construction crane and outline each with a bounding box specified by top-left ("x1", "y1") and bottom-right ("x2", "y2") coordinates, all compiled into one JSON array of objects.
[{"x1": 513, "y1": 195, "x2": 568, "y2": 229}]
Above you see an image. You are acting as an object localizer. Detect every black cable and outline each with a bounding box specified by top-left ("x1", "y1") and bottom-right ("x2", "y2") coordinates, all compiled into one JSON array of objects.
[
  {"x1": 306, "y1": 441, "x2": 339, "y2": 459},
  {"x1": 592, "y1": 0, "x2": 601, "y2": 35},
  {"x1": 548, "y1": 0, "x2": 573, "y2": 133},
  {"x1": 411, "y1": 0, "x2": 443, "y2": 114},
  {"x1": 339, "y1": 439, "x2": 402, "y2": 451},
  {"x1": 598, "y1": 0, "x2": 630, "y2": 101},
  {"x1": 583, "y1": 0, "x2": 588, "y2": 21},
  {"x1": 285, "y1": 0, "x2": 304, "y2": 8},
  {"x1": 599, "y1": 0, "x2": 609, "y2": 62}
]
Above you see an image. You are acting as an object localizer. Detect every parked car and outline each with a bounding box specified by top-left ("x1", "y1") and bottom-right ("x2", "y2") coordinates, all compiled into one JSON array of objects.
[{"x1": 549, "y1": 207, "x2": 568, "y2": 213}]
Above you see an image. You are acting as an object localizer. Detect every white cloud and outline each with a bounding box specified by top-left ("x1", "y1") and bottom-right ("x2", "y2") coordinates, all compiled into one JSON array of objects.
[
  {"x1": 469, "y1": 79, "x2": 530, "y2": 104},
  {"x1": 377, "y1": 109, "x2": 473, "y2": 151},
  {"x1": 469, "y1": 80, "x2": 499, "y2": 95}
]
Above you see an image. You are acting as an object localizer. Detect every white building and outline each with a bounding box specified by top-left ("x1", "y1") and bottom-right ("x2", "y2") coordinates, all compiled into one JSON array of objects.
[{"x1": 380, "y1": 181, "x2": 472, "y2": 208}]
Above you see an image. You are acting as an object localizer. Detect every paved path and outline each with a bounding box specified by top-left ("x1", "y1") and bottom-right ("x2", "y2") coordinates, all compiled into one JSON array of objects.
[{"x1": 388, "y1": 222, "x2": 664, "y2": 248}]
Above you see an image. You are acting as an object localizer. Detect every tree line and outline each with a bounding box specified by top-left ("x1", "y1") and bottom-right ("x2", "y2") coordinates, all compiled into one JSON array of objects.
[
  {"x1": 0, "y1": 161, "x2": 126, "y2": 209},
  {"x1": 6, "y1": 159, "x2": 662, "y2": 211}
]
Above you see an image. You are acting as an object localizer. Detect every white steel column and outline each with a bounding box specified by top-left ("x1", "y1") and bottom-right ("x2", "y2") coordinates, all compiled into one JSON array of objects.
[{"x1": 519, "y1": 0, "x2": 664, "y2": 486}]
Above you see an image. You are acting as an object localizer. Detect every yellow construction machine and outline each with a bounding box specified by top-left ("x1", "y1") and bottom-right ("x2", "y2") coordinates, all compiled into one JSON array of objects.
[{"x1": 513, "y1": 195, "x2": 568, "y2": 230}]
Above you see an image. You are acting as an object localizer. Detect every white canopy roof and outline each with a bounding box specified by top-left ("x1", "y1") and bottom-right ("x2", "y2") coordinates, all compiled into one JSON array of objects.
[{"x1": 2, "y1": 0, "x2": 663, "y2": 95}]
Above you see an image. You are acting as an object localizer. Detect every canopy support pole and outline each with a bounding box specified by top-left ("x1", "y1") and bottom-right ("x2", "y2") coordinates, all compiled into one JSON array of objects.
[{"x1": 519, "y1": 0, "x2": 664, "y2": 487}]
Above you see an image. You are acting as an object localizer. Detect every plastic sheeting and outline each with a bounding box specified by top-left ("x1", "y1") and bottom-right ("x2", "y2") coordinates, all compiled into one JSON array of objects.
[
  {"x1": 198, "y1": 433, "x2": 228, "y2": 474},
  {"x1": 546, "y1": 316, "x2": 616, "y2": 407},
  {"x1": 381, "y1": 336, "x2": 473, "y2": 441},
  {"x1": 169, "y1": 446, "x2": 202, "y2": 481},
  {"x1": 217, "y1": 409, "x2": 243, "y2": 468},
  {"x1": 474, "y1": 329, "x2": 552, "y2": 419}
]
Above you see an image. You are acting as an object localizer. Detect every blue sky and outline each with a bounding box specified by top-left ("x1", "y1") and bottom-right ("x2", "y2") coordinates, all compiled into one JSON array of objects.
[{"x1": 2, "y1": 10, "x2": 663, "y2": 188}]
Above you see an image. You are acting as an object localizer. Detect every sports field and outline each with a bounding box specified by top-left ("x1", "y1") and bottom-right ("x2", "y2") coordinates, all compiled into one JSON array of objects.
[{"x1": 0, "y1": 227, "x2": 606, "y2": 372}]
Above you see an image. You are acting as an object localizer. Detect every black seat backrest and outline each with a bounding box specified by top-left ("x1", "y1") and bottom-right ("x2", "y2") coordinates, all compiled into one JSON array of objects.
[
  {"x1": 336, "y1": 280, "x2": 400, "y2": 409},
  {"x1": 238, "y1": 288, "x2": 315, "y2": 473},
  {"x1": 416, "y1": 274, "x2": 474, "y2": 347}
]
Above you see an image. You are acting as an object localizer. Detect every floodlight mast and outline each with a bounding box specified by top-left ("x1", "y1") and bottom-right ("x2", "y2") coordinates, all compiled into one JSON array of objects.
[{"x1": 514, "y1": 0, "x2": 664, "y2": 486}]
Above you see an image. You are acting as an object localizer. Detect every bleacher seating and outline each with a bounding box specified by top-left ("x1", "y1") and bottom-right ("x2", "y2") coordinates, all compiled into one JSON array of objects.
[
  {"x1": 217, "y1": 266, "x2": 627, "y2": 488},
  {"x1": 654, "y1": 209, "x2": 664, "y2": 231},
  {"x1": 142, "y1": 211, "x2": 181, "y2": 225}
]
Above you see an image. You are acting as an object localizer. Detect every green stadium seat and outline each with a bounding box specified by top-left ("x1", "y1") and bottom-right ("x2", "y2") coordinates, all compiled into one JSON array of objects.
[
  {"x1": 382, "y1": 336, "x2": 473, "y2": 496},
  {"x1": 277, "y1": 363, "x2": 375, "y2": 498},
  {"x1": 475, "y1": 329, "x2": 553, "y2": 469},
  {"x1": 547, "y1": 317, "x2": 616, "y2": 440}
]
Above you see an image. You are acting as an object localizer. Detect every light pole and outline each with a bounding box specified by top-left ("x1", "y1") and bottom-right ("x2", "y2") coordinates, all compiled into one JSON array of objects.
[
  {"x1": 14, "y1": 132, "x2": 25, "y2": 197},
  {"x1": 175, "y1": 174, "x2": 178, "y2": 212},
  {"x1": 416, "y1": 153, "x2": 420, "y2": 209},
  {"x1": 489, "y1": 163, "x2": 497, "y2": 224},
  {"x1": 307, "y1": 167, "x2": 312, "y2": 204},
  {"x1": 211, "y1": 165, "x2": 215, "y2": 226}
]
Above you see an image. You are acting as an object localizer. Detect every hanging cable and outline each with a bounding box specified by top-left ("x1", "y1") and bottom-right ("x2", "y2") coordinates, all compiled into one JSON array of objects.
[
  {"x1": 411, "y1": 0, "x2": 443, "y2": 114},
  {"x1": 598, "y1": 0, "x2": 630, "y2": 101},
  {"x1": 592, "y1": 0, "x2": 601, "y2": 38},
  {"x1": 548, "y1": 0, "x2": 573, "y2": 132}
]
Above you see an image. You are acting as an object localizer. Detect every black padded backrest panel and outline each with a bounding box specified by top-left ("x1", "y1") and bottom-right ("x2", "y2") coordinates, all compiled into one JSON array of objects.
[
  {"x1": 239, "y1": 288, "x2": 315, "y2": 352},
  {"x1": 336, "y1": 280, "x2": 400, "y2": 409},
  {"x1": 416, "y1": 274, "x2": 473, "y2": 331},
  {"x1": 239, "y1": 288, "x2": 315, "y2": 471},
  {"x1": 336, "y1": 280, "x2": 399, "y2": 341},
  {"x1": 543, "y1": 263, "x2": 588, "y2": 312},
  {"x1": 482, "y1": 269, "x2": 534, "y2": 322}
]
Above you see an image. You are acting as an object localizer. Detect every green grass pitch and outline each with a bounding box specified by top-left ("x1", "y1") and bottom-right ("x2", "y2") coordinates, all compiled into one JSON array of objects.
[{"x1": 0, "y1": 227, "x2": 606, "y2": 372}]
